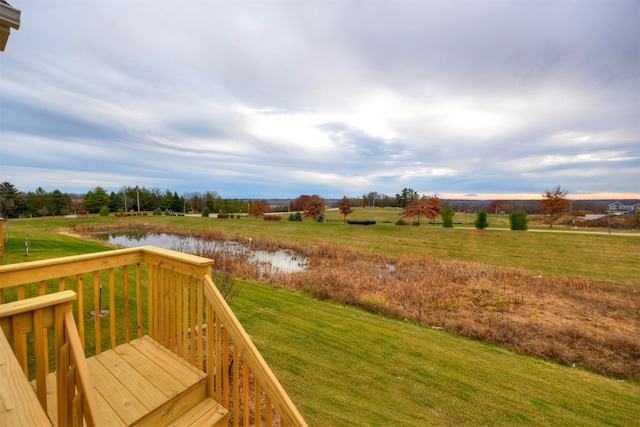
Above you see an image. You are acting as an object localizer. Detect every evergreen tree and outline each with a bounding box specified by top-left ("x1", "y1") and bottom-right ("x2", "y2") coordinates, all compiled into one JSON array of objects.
[
  {"x1": 395, "y1": 188, "x2": 417, "y2": 208},
  {"x1": 441, "y1": 204, "x2": 455, "y2": 227},
  {"x1": 83, "y1": 186, "x2": 110, "y2": 213},
  {"x1": 509, "y1": 211, "x2": 529, "y2": 230},
  {"x1": 0, "y1": 181, "x2": 20, "y2": 218},
  {"x1": 172, "y1": 192, "x2": 182, "y2": 212},
  {"x1": 109, "y1": 192, "x2": 124, "y2": 212},
  {"x1": 474, "y1": 211, "x2": 489, "y2": 229},
  {"x1": 50, "y1": 190, "x2": 72, "y2": 215}
]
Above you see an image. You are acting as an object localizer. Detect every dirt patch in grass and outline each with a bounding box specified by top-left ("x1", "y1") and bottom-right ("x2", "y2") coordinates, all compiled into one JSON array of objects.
[{"x1": 67, "y1": 222, "x2": 640, "y2": 380}]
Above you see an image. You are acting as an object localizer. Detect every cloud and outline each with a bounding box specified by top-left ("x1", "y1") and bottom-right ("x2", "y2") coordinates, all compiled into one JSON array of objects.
[{"x1": 0, "y1": 0, "x2": 638, "y2": 199}]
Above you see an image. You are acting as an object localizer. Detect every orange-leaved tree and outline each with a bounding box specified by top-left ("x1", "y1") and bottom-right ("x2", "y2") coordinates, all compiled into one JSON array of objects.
[
  {"x1": 401, "y1": 195, "x2": 441, "y2": 224},
  {"x1": 338, "y1": 196, "x2": 354, "y2": 223},
  {"x1": 248, "y1": 199, "x2": 271, "y2": 218},
  {"x1": 540, "y1": 185, "x2": 569, "y2": 228},
  {"x1": 303, "y1": 195, "x2": 325, "y2": 221}
]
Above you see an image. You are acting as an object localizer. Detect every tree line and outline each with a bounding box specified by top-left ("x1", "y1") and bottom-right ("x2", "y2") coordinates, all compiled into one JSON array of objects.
[
  {"x1": 0, "y1": 182, "x2": 253, "y2": 218},
  {"x1": 0, "y1": 181, "x2": 575, "y2": 228}
]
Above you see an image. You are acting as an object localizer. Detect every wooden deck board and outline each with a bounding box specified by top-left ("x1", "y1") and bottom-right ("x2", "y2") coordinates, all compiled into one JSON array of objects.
[
  {"x1": 164, "y1": 397, "x2": 228, "y2": 427},
  {"x1": 129, "y1": 336, "x2": 204, "y2": 387},
  {"x1": 0, "y1": 328, "x2": 52, "y2": 426},
  {"x1": 93, "y1": 349, "x2": 167, "y2": 409},
  {"x1": 86, "y1": 357, "x2": 149, "y2": 425},
  {"x1": 112, "y1": 342, "x2": 193, "y2": 398}
]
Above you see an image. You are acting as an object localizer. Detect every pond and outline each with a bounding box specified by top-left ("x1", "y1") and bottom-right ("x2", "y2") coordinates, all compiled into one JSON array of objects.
[{"x1": 93, "y1": 232, "x2": 308, "y2": 275}]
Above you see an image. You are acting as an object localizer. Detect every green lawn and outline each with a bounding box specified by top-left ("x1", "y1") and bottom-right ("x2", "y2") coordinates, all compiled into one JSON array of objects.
[
  {"x1": 2, "y1": 217, "x2": 640, "y2": 426},
  {"x1": 232, "y1": 280, "x2": 640, "y2": 426}
]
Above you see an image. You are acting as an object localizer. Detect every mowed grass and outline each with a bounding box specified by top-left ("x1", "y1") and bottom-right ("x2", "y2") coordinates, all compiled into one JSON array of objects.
[
  {"x1": 8, "y1": 212, "x2": 637, "y2": 286},
  {"x1": 232, "y1": 280, "x2": 640, "y2": 426},
  {"x1": 2, "y1": 217, "x2": 640, "y2": 425}
]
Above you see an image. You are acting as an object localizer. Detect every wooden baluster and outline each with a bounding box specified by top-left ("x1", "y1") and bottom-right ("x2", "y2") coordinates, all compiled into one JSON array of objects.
[
  {"x1": 39, "y1": 280, "x2": 46, "y2": 296},
  {"x1": 123, "y1": 265, "x2": 129, "y2": 343},
  {"x1": 254, "y1": 377, "x2": 261, "y2": 427},
  {"x1": 109, "y1": 268, "x2": 116, "y2": 349},
  {"x1": 214, "y1": 313, "x2": 222, "y2": 402},
  {"x1": 182, "y1": 275, "x2": 188, "y2": 359},
  {"x1": 92, "y1": 271, "x2": 101, "y2": 355},
  {"x1": 33, "y1": 308, "x2": 48, "y2": 411},
  {"x1": 206, "y1": 302, "x2": 214, "y2": 398},
  {"x1": 169, "y1": 271, "x2": 175, "y2": 352},
  {"x1": 266, "y1": 395, "x2": 272, "y2": 426},
  {"x1": 136, "y1": 263, "x2": 143, "y2": 339},
  {"x1": 232, "y1": 345, "x2": 240, "y2": 427},
  {"x1": 56, "y1": 304, "x2": 68, "y2": 426},
  {"x1": 177, "y1": 274, "x2": 183, "y2": 357},
  {"x1": 243, "y1": 361, "x2": 250, "y2": 427},
  {"x1": 197, "y1": 279, "x2": 204, "y2": 370},
  {"x1": 77, "y1": 275, "x2": 84, "y2": 350},
  {"x1": 160, "y1": 267, "x2": 168, "y2": 346},
  {"x1": 12, "y1": 313, "x2": 27, "y2": 375},
  {"x1": 147, "y1": 264, "x2": 155, "y2": 340},
  {"x1": 223, "y1": 327, "x2": 229, "y2": 408},
  {"x1": 189, "y1": 276, "x2": 197, "y2": 366},
  {"x1": 17, "y1": 284, "x2": 25, "y2": 300},
  {"x1": 59, "y1": 277, "x2": 65, "y2": 292}
]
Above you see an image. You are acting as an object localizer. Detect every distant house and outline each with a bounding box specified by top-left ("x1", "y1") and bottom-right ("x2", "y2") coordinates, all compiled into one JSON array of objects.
[{"x1": 607, "y1": 202, "x2": 640, "y2": 215}]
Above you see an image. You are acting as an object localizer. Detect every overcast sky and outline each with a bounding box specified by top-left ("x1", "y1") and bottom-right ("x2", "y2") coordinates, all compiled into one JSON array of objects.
[{"x1": 1, "y1": 0, "x2": 638, "y2": 200}]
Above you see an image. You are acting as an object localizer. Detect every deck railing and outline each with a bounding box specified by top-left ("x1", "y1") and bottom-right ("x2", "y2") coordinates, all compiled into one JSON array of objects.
[
  {"x1": 0, "y1": 290, "x2": 103, "y2": 426},
  {"x1": 0, "y1": 246, "x2": 307, "y2": 427}
]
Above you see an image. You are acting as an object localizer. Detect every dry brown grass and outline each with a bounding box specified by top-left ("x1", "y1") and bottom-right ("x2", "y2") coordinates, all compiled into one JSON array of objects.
[{"x1": 68, "y1": 223, "x2": 640, "y2": 380}]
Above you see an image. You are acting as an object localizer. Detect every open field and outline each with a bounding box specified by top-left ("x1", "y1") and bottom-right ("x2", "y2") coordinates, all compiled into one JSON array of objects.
[
  {"x1": 4, "y1": 213, "x2": 638, "y2": 285},
  {"x1": 1, "y1": 220, "x2": 639, "y2": 426}
]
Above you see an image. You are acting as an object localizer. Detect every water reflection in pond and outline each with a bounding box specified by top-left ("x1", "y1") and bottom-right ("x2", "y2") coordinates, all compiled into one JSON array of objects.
[{"x1": 95, "y1": 232, "x2": 307, "y2": 275}]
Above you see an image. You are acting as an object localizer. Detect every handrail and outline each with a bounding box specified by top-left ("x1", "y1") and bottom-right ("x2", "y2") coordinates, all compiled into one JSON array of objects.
[
  {"x1": 0, "y1": 245, "x2": 307, "y2": 426},
  {"x1": 204, "y1": 274, "x2": 308, "y2": 427},
  {"x1": 0, "y1": 290, "x2": 104, "y2": 426}
]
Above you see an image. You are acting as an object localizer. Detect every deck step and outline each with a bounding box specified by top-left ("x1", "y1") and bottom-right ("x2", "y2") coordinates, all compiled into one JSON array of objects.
[
  {"x1": 34, "y1": 336, "x2": 228, "y2": 427},
  {"x1": 163, "y1": 397, "x2": 229, "y2": 427}
]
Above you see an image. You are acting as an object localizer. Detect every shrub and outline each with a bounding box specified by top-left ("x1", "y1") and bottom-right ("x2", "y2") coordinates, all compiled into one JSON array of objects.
[
  {"x1": 475, "y1": 211, "x2": 489, "y2": 229},
  {"x1": 316, "y1": 213, "x2": 325, "y2": 223},
  {"x1": 412, "y1": 221, "x2": 420, "y2": 226},
  {"x1": 218, "y1": 213, "x2": 230, "y2": 219},
  {"x1": 510, "y1": 210, "x2": 529, "y2": 230},
  {"x1": 263, "y1": 215, "x2": 282, "y2": 221},
  {"x1": 395, "y1": 219, "x2": 409, "y2": 226},
  {"x1": 288, "y1": 211, "x2": 303, "y2": 221},
  {"x1": 441, "y1": 204, "x2": 455, "y2": 227},
  {"x1": 99, "y1": 206, "x2": 109, "y2": 217},
  {"x1": 201, "y1": 207, "x2": 210, "y2": 217},
  {"x1": 347, "y1": 220, "x2": 376, "y2": 225},
  {"x1": 152, "y1": 208, "x2": 161, "y2": 215}
]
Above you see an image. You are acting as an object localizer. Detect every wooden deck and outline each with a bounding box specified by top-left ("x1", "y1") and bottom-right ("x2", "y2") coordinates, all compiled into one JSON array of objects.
[
  {"x1": 0, "y1": 247, "x2": 307, "y2": 426},
  {"x1": 35, "y1": 336, "x2": 227, "y2": 427}
]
